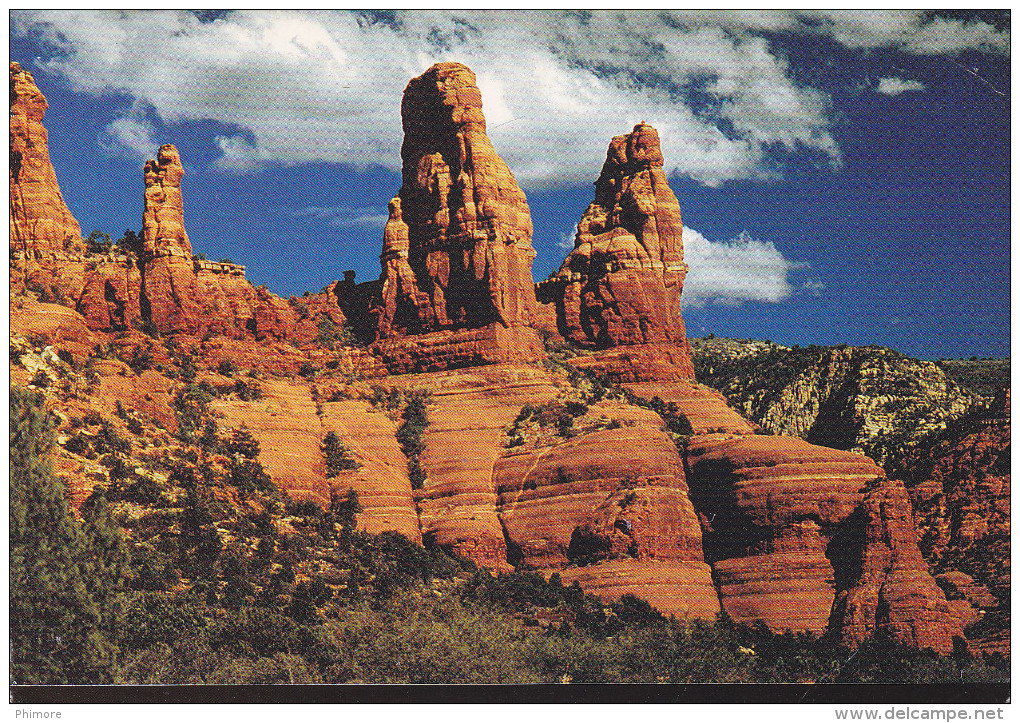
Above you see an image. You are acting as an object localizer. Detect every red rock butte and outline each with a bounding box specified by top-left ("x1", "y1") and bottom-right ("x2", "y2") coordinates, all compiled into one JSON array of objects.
[{"x1": 9, "y1": 59, "x2": 969, "y2": 655}]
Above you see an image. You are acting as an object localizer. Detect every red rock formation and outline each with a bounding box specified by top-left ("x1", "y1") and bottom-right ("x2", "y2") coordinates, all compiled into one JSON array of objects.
[
  {"x1": 10, "y1": 297, "x2": 93, "y2": 365},
  {"x1": 366, "y1": 62, "x2": 545, "y2": 371},
  {"x1": 252, "y1": 286, "x2": 297, "y2": 342},
  {"x1": 211, "y1": 378, "x2": 333, "y2": 506},
  {"x1": 377, "y1": 196, "x2": 429, "y2": 337},
  {"x1": 833, "y1": 477, "x2": 964, "y2": 654},
  {"x1": 542, "y1": 123, "x2": 694, "y2": 381},
  {"x1": 76, "y1": 255, "x2": 144, "y2": 332},
  {"x1": 685, "y1": 434, "x2": 883, "y2": 634},
  {"x1": 9, "y1": 62, "x2": 85, "y2": 301},
  {"x1": 194, "y1": 260, "x2": 257, "y2": 338},
  {"x1": 900, "y1": 398, "x2": 1010, "y2": 657},
  {"x1": 413, "y1": 365, "x2": 559, "y2": 569},
  {"x1": 140, "y1": 144, "x2": 202, "y2": 335},
  {"x1": 395, "y1": 62, "x2": 538, "y2": 331},
  {"x1": 494, "y1": 400, "x2": 719, "y2": 619},
  {"x1": 904, "y1": 404, "x2": 1010, "y2": 570},
  {"x1": 623, "y1": 381, "x2": 757, "y2": 436},
  {"x1": 97, "y1": 360, "x2": 179, "y2": 432},
  {"x1": 618, "y1": 381, "x2": 962, "y2": 649},
  {"x1": 320, "y1": 399, "x2": 422, "y2": 542}
]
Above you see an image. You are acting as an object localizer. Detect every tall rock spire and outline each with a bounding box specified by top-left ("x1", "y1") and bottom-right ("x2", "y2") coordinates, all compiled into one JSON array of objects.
[
  {"x1": 9, "y1": 61, "x2": 85, "y2": 299},
  {"x1": 554, "y1": 122, "x2": 690, "y2": 350},
  {"x1": 142, "y1": 144, "x2": 193, "y2": 260},
  {"x1": 140, "y1": 144, "x2": 201, "y2": 334},
  {"x1": 376, "y1": 61, "x2": 538, "y2": 337}
]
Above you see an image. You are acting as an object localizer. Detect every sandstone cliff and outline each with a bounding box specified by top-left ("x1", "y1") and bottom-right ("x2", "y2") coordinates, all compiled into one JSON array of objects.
[{"x1": 10, "y1": 62, "x2": 85, "y2": 302}]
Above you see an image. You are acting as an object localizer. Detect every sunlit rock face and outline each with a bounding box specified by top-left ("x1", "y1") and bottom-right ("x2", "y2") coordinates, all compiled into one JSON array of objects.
[
  {"x1": 538, "y1": 122, "x2": 695, "y2": 382},
  {"x1": 9, "y1": 61, "x2": 85, "y2": 301},
  {"x1": 368, "y1": 62, "x2": 544, "y2": 372}
]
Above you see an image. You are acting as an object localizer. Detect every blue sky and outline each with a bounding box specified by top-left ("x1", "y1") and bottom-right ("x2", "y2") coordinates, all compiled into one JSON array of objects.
[{"x1": 10, "y1": 10, "x2": 1010, "y2": 359}]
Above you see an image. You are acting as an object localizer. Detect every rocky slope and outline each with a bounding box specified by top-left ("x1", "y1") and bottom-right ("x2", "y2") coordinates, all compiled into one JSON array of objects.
[
  {"x1": 690, "y1": 336, "x2": 986, "y2": 468},
  {"x1": 897, "y1": 395, "x2": 1010, "y2": 658},
  {"x1": 9, "y1": 60, "x2": 976, "y2": 657}
]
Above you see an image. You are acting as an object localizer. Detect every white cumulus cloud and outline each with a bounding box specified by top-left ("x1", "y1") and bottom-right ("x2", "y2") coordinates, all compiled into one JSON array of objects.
[
  {"x1": 876, "y1": 77, "x2": 928, "y2": 95},
  {"x1": 99, "y1": 116, "x2": 159, "y2": 161},
  {"x1": 682, "y1": 228, "x2": 796, "y2": 306},
  {"x1": 292, "y1": 206, "x2": 388, "y2": 229},
  {"x1": 213, "y1": 135, "x2": 266, "y2": 173}
]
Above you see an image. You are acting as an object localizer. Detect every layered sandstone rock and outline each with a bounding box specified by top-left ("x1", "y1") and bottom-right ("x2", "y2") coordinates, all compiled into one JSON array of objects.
[
  {"x1": 194, "y1": 260, "x2": 257, "y2": 338},
  {"x1": 394, "y1": 62, "x2": 538, "y2": 331},
  {"x1": 542, "y1": 123, "x2": 694, "y2": 381},
  {"x1": 900, "y1": 397, "x2": 1010, "y2": 656},
  {"x1": 685, "y1": 434, "x2": 883, "y2": 634},
  {"x1": 10, "y1": 62, "x2": 85, "y2": 301},
  {"x1": 495, "y1": 400, "x2": 719, "y2": 619},
  {"x1": 252, "y1": 287, "x2": 298, "y2": 342},
  {"x1": 10, "y1": 297, "x2": 93, "y2": 365},
  {"x1": 210, "y1": 378, "x2": 333, "y2": 506},
  {"x1": 76, "y1": 255, "x2": 144, "y2": 333},
  {"x1": 623, "y1": 381, "x2": 757, "y2": 436},
  {"x1": 377, "y1": 197, "x2": 428, "y2": 338},
  {"x1": 96, "y1": 360, "x2": 179, "y2": 432},
  {"x1": 833, "y1": 477, "x2": 964, "y2": 654},
  {"x1": 617, "y1": 381, "x2": 963, "y2": 649},
  {"x1": 320, "y1": 399, "x2": 422, "y2": 542},
  {"x1": 412, "y1": 365, "x2": 558, "y2": 568},
  {"x1": 140, "y1": 145, "x2": 202, "y2": 335},
  {"x1": 904, "y1": 401, "x2": 1010, "y2": 570}
]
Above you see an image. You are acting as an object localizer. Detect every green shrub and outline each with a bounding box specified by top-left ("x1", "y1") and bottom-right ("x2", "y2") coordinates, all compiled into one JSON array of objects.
[
  {"x1": 396, "y1": 392, "x2": 430, "y2": 489},
  {"x1": 321, "y1": 431, "x2": 360, "y2": 476},
  {"x1": 233, "y1": 378, "x2": 264, "y2": 401},
  {"x1": 227, "y1": 425, "x2": 261, "y2": 460},
  {"x1": 173, "y1": 384, "x2": 213, "y2": 441},
  {"x1": 10, "y1": 387, "x2": 125, "y2": 683}
]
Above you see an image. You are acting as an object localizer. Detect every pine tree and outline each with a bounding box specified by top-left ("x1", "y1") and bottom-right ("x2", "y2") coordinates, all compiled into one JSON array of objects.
[
  {"x1": 10, "y1": 387, "x2": 111, "y2": 683},
  {"x1": 80, "y1": 488, "x2": 133, "y2": 676}
]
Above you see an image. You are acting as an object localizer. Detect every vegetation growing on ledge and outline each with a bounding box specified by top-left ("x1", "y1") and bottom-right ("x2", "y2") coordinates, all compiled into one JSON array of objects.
[
  {"x1": 396, "y1": 391, "x2": 430, "y2": 490},
  {"x1": 321, "y1": 431, "x2": 361, "y2": 476}
]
